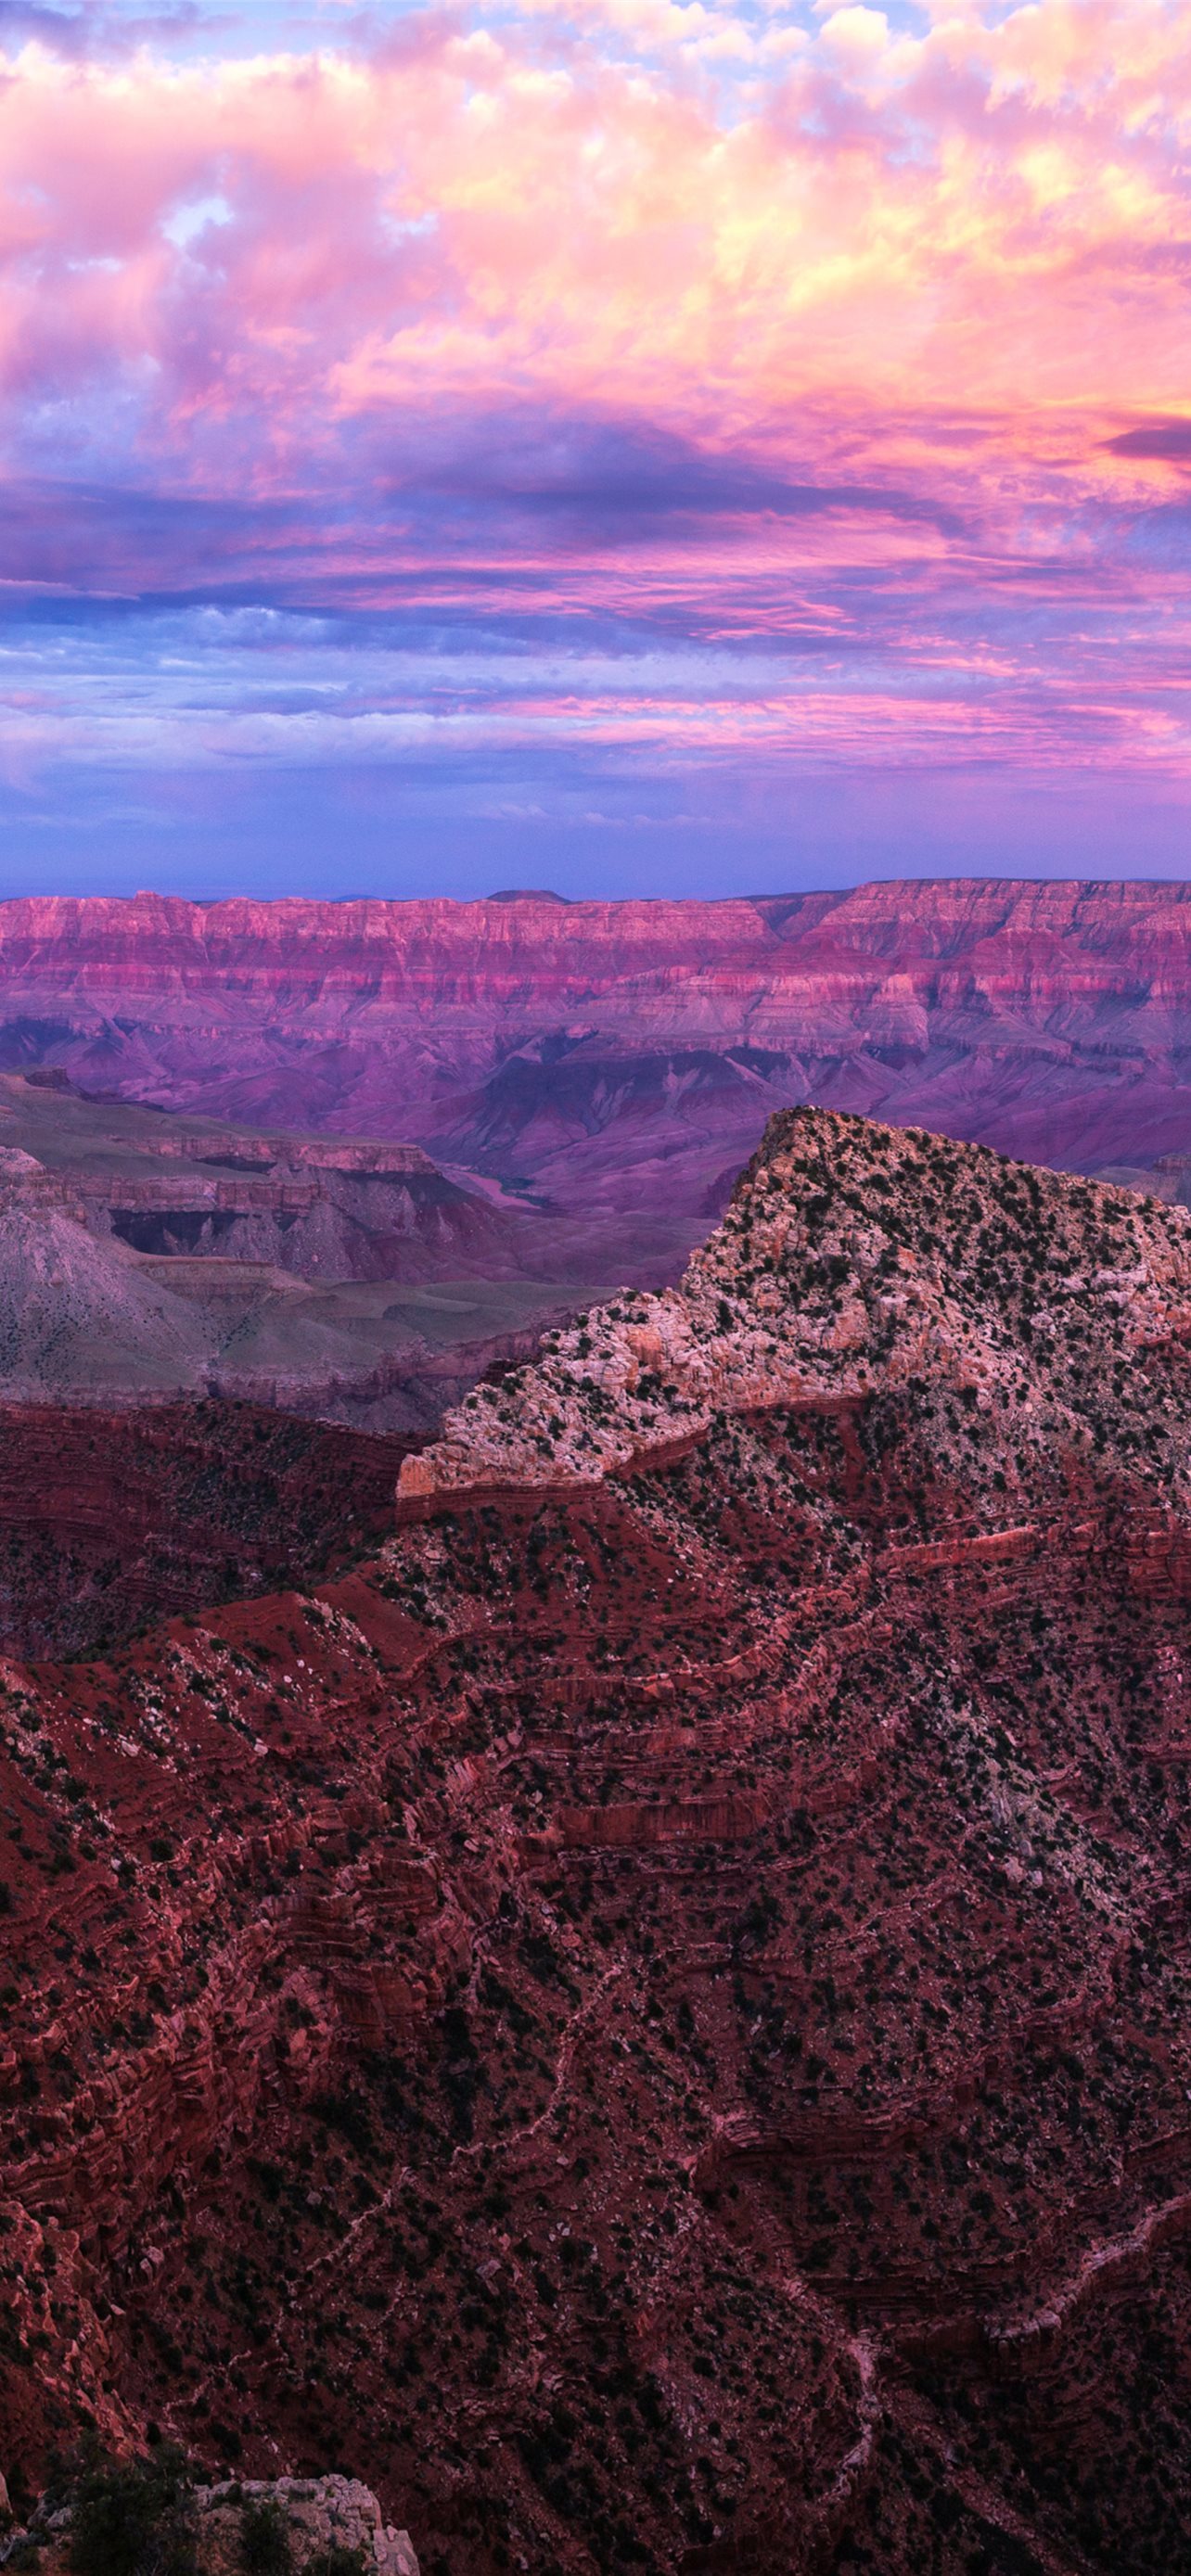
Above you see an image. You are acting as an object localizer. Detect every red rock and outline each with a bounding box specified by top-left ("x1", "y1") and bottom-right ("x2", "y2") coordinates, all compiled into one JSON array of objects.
[
  {"x1": 0, "y1": 1400, "x2": 419, "y2": 1657},
  {"x1": 3, "y1": 881, "x2": 1191, "y2": 1282},
  {"x1": 0, "y1": 1108, "x2": 1188, "y2": 2571}
]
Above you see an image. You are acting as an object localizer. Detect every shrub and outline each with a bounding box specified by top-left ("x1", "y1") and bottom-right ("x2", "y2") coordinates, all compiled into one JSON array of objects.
[
  {"x1": 240, "y1": 2497, "x2": 294, "y2": 2572},
  {"x1": 69, "y1": 2448, "x2": 197, "y2": 2576},
  {"x1": 305, "y1": 2552, "x2": 367, "y2": 2576}
]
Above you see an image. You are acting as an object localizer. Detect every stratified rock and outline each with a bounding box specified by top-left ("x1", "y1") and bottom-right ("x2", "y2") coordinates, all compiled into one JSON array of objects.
[
  {"x1": 2, "y1": 1108, "x2": 1191, "y2": 2572},
  {"x1": 0, "y1": 1074, "x2": 567, "y2": 1424},
  {"x1": 0, "y1": 1399, "x2": 418, "y2": 1658},
  {"x1": 1, "y1": 880, "x2": 1191, "y2": 1266}
]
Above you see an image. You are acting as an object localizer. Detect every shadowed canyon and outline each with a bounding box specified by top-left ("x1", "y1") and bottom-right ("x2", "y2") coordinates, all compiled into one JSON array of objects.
[
  {"x1": 1, "y1": 879, "x2": 1189, "y2": 1426},
  {"x1": 2, "y1": 1106, "x2": 1191, "y2": 2572}
]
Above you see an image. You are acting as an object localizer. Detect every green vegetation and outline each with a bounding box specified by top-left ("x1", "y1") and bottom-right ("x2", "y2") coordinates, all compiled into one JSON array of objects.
[
  {"x1": 239, "y1": 2498, "x2": 294, "y2": 2573},
  {"x1": 68, "y1": 2449, "x2": 197, "y2": 2576}
]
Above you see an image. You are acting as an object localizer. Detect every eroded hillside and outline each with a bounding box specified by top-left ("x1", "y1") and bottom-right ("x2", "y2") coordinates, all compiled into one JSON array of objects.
[
  {"x1": 2, "y1": 1110, "x2": 1191, "y2": 2574},
  {"x1": 0, "y1": 1401, "x2": 420, "y2": 1660},
  {"x1": 0, "y1": 1075, "x2": 593, "y2": 1429}
]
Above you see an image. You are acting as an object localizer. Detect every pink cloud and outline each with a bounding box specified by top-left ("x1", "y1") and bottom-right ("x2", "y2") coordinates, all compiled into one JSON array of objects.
[
  {"x1": 0, "y1": 6, "x2": 1180, "y2": 467},
  {"x1": 0, "y1": 1, "x2": 1187, "y2": 824}
]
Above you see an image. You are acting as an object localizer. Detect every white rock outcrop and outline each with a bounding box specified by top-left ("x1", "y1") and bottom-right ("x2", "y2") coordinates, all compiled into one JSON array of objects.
[{"x1": 196, "y1": 2474, "x2": 419, "y2": 2572}]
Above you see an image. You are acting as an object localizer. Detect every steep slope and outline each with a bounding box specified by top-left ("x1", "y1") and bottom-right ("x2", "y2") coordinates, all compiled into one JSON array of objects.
[
  {"x1": 0, "y1": 1401, "x2": 419, "y2": 1660},
  {"x1": 0, "y1": 1201, "x2": 214, "y2": 1397},
  {"x1": 1, "y1": 883, "x2": 1190, "y2": 1274},
  {"x1": 2, "y1": 1113, "x2": 1191, "y2": 2573}
]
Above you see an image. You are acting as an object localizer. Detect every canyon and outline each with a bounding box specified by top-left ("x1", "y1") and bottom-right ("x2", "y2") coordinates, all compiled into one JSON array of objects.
[
  {"x1": 0, "y1": 1107, "x2": 1190, "y2": 2571},
  {"x1": 0, "y1": 1075, "x2": 599, "y2": 1429},
  {"x1": 2, "y1": 880, "x2": 1190, "y2": 1428},
  {"x1": 0, "y1": 884, "x2": 1189, "y2": 1270}
]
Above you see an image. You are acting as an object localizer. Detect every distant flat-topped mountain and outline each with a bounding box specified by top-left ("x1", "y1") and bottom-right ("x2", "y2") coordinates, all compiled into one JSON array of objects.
[{"x1": 0, "y1": 883, "x2": 1189, "y2": 1283}]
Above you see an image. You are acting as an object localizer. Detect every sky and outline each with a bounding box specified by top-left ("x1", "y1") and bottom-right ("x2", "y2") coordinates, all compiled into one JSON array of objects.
[{"x1": 0, "y1": 0, "x2": 1190, "y2": 897}]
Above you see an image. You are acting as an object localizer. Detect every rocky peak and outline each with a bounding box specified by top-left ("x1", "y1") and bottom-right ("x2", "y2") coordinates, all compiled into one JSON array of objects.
[
  {"x1": 5, "y1": 1108, "x2": 1191, "y2": 2570},
  {"x1": 400, "y1": 1104, "x2": 1191, "y2": 1503}
]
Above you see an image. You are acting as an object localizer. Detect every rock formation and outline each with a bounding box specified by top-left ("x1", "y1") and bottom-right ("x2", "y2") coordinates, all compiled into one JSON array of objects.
[
  {"x1": 1, "y1": 1108, "x2": 1190, "y2": 2570},
  {"x1": 0, "y1": 1401, "x2": 420, "y2": 1659},
  {"x1": 3, "y1": 2467, "x2": 418, "y2": 2572},
  {"x1": 0, "y1": 1075, "x2": 522, "y2": 1286},
  {"x1": 0, "y1": 1078, "x2": 588, "y2": 1428},
  {"x1": 1, "y1": 883, "x2": 1190, "y2": 1274}
]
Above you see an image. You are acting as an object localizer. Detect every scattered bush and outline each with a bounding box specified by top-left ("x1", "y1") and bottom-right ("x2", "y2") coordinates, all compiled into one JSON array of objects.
[
  {"x1": 240, "y1": 2496, "x2": 294, "y2": 2572},
  {"x1": 69, "y1": 2447, "x2": 197, "y2": 2576}
]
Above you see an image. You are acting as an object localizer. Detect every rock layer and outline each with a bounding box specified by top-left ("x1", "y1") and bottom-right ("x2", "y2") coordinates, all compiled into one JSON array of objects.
[
  {"x1": 2, "y1": 882, "x2": 1191, "y2": 1231},
  {"x1": 0, "y1": 1073, "x2": 522, "y2": 1287},
  {"x1": 0, "y1": 1400, "x2": 420, "y2": 1658},
  {"x1": 0, "y1": 1110, "x2": 1190, "y2": 2571}
]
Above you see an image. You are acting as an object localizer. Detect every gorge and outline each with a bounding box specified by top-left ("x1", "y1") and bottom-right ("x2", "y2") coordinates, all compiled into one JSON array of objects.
[
  {"x1": 1, "y1": 880, "x2": 1191, "y2": 1244},
  {"x1": 0, "y1": 1107, "x2": 1189, "y2": 2572},
  {"x1": 0, "y1": 880, "x2": 1189, "y2": 1430}
]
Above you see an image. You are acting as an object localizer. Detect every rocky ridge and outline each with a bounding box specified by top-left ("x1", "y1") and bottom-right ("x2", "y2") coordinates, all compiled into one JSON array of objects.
[
  {"x1": 404, "y1": 1106, "x2": 1191, "y2": 1503},
  {"x1": 1, "y1": 1111, "x2": 1191, "y2": 2570}
]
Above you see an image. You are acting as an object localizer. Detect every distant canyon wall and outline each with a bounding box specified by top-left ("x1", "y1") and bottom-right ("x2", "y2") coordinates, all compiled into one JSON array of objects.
[
  {"x1": 0, "y1": 879, "x2": 1187, "y2": 1052},
  {"x1": 0, "y1": 882, "x2": 1188, "y2": 1185}
]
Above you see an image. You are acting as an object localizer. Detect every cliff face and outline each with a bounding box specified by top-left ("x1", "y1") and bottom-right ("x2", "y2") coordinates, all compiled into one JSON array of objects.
[
  {"x1": 2, "y1": 1111, "x2": 1191, "y2": 2572},
  {"x1": 1, "y1": 882, "x2": 1190, "y2": 1244},
  {"x1": 4, "y1": 878, "x2": 1191, "y2": 1007}
]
